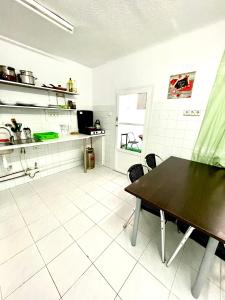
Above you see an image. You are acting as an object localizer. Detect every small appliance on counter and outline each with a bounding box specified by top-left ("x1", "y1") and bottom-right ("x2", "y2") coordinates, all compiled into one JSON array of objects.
[
  {"x1": 77, "y1": 110, "x2": 105, "y2": 135},
  {"x1": 23, "y1": 128, "x2": 32, "y2": 140},
  {"x1": 94, "y1": 119, "x2": 101, "y2": 129}
]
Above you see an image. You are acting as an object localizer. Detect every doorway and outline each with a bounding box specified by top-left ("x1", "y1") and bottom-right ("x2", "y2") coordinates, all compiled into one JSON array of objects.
[{"x1": 114, "y1": 88, "x2": 152, "y2": 174}]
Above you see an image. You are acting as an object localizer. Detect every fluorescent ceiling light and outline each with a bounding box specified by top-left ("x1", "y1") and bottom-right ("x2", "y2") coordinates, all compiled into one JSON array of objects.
[{"x1": 15, "y1": 0, "x2": 74, "y2": 33}]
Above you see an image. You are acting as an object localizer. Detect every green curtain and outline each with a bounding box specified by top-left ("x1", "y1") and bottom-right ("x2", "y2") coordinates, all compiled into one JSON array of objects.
[{"x1": 192, "y1": 51, "x2": 225, "y2": 167}]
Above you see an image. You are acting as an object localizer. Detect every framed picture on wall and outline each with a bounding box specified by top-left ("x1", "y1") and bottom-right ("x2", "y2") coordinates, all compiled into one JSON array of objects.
[{"x1": 167, "y1": 71, "x2": 196, "y2": 99}]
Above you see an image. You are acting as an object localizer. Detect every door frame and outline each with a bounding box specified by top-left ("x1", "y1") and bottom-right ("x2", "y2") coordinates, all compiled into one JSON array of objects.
[{"x1": 114, "y1": 86, "x2": 154, "y2": 172}]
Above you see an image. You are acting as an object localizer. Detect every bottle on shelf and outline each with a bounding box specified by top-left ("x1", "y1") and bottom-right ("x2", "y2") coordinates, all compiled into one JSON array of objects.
[{"x1": 67, "y1": 78, "x2": 73, "y2": 92}]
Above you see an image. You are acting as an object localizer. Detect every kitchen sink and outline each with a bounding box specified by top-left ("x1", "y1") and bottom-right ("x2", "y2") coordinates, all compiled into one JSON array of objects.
[{"x1": 0, "y1": 142, "x2": 14, "y2": 155}]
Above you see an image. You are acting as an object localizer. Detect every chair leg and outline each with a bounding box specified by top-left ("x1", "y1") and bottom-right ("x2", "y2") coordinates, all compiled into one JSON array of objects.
[
  {"x1": 160, "y1": 210, "x2": 166, "y2": 263},
  {"x1": 123, "y1": 208, "x2": 135, "y2": 229},
  {"x1": 166, "y1": 225, "x2": 195, "y2": 267},
  {"x1": 175, "y1": 219, "x2": 181, "y2": 233}
]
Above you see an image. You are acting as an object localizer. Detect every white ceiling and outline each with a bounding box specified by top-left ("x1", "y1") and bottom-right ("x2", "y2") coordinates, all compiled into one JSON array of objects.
[{"x1": 1, "y1": 0, "x2": 225, "y2": 67}]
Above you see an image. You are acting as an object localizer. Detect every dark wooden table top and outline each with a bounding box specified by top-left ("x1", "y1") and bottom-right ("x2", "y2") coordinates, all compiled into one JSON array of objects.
[{"x1": 125, "y1": 156, "x2": 225, "y2": 243}]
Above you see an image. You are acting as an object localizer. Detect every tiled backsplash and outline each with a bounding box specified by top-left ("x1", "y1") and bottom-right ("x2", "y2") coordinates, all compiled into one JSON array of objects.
[
  {"x1": 0, "y1": 145, "x2": 83, "y2": 191},
  {"x1": 145, "y1": 101, "x2": 205, "y2": 161},
  {"x1": 93, "y1": 102, "x2": 204, "y2": 170},
  {"x1": 0, "y1": 97, "x2": 84, "y2": 191},
  {"x1": 0, "y1": 86, "x2": 102, "y2": 191}
]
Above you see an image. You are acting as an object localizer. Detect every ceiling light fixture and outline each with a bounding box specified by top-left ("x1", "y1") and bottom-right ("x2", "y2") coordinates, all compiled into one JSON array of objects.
[{"x1": 15, "y1": 0, "x2": 74, "y2": 33}]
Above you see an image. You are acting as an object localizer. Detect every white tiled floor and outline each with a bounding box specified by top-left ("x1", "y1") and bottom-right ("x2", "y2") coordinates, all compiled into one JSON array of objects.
[{"x1": 0, "y1": 165, "x2": 223, "y2": 299}]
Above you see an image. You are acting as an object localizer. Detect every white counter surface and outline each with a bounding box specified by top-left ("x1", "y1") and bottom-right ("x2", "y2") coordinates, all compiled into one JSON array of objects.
[{"x1": 0, "y1": 134, "x2": 105, "y2": 151}]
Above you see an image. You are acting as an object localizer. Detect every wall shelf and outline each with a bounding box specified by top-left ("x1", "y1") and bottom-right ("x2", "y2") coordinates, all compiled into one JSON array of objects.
[
  {"x1": 0, "y1": 79, "x2": 78, "y2": 95},
  {"x1": 0, "y1": 104, "x2": 76, "y2": 111}
]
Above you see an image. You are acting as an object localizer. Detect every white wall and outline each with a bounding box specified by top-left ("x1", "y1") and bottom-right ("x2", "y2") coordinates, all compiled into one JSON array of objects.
[
  {"x1": 0, "y1": 38, "x2": 93, "y2": 190},
  {"x1": 1, "y1": 18, "x2": 225, "y2": 187},
  {"x1": 93, "y1": 20, "x2": 225, "y2": 169}
]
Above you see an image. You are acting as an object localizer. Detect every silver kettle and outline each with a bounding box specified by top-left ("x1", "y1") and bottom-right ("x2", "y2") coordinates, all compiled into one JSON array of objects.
[{"x1": 94, "y1": 119, "x2": 101, "y2": 129}]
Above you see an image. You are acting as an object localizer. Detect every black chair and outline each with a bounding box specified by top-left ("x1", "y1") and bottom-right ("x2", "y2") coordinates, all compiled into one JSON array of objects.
[
  {"x1": 125, "y1": 163, "x2": 167, "y2": 219},
  {"x1": 166, "y1": 220, "x2": 225, "y2": 266},
  {"x1": 127, "y1": 163, "x2": 147, "y2": 183},
  {"x1": 124, "y1": 162, "x2": 173, "y2": 262},
  {"x1": 123, "y1": 164, "x2": 148, "y2": 229},
  {"x1": 124, "y1": 154, "x2": 165, "y2": 228},
  {"x1": 145, "y1": 153, "x2": 163, "y2": 170}
]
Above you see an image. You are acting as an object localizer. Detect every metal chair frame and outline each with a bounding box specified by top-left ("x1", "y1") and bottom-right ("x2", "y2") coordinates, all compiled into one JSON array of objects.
[
  {"x1": 123, "y1": 154, "x2": 163, "y2": 229},
  {"x1": 123, "y1": 160, "x2": 166, "y2": 263},
  {"x1": 127, "y1": 132, "x2": 140, "y2": 149},
  {"x1": 123, "y1": 164, "x2": 149, "y2": 229},
  {"x1": 145, "y1": 153, "x2": 163, "y2": 170}
]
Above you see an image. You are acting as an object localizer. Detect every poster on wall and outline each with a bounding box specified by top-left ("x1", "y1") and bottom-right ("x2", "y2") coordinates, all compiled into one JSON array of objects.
[{"x1": 167, "y1": 71, "x2": 196, "y2": 99}]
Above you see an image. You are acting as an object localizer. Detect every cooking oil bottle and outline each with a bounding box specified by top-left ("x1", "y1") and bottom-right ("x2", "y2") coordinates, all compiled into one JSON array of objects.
[{"x1": 67, "y1": 78, "x2": 73, "y2": 92}]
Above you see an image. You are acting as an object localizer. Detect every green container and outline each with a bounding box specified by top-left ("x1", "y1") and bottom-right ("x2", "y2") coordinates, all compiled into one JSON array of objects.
[
  {"x1": 33, "y1": 132, "x2": 59, "y2": 141},
  {"x1": 126, "y1": 147, "x2": 142, "y2": 153}
]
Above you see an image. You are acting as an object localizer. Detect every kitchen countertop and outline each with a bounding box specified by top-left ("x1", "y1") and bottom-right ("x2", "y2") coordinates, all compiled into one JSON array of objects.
[{"x1": 0, "y1": 134, "x2": 105, "y2": 151}]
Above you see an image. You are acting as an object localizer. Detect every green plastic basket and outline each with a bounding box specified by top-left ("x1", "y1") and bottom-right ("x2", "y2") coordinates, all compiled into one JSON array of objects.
[{"x1": 33, "y1": 132, "x2": 59, "y2": 141}]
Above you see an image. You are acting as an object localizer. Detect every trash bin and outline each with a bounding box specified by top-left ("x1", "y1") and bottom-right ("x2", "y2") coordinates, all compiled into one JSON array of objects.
[{"x1": 86, "y1": 147, "x2": 95, "y2": 169}]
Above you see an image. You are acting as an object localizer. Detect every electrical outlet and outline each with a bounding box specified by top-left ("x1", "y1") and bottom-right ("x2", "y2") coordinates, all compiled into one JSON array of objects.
[
  {"x1": 183, "y1": 110, "x2": 200, "y2": 116},
  {"x1": 183, "y1": 110, "x2": 190, "y2": 116},
  {"x1": 192, "y1": 110, "x2": 200, "y2": 116}
]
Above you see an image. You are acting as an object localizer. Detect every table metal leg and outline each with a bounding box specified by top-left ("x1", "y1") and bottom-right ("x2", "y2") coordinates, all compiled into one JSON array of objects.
[
  {"x1": 160, "y1": 210, "x2": 166, "y2": 263},
  {"x1": 131, "y1": 197, "x2": 141, "y2": 246},
  {"x1": 191, "y1": 237, "x2": 219, "y2": 298},
  {"x1": 83, "y1": 139, "x2": 87, "y2": 173}
]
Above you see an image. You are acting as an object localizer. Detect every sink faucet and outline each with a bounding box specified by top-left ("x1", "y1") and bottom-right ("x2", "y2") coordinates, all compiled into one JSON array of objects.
[{"x1": 0, "y1": 127, "x2": 14, "y2": 143}]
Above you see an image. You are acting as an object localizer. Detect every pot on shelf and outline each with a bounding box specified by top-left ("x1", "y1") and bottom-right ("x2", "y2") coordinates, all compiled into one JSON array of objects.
[
  {"x1": 20, "y1": 70, "x2": 34, "y2": 76},
  {"x1": 0, "y1": 65, "x2": 17, "y2": 82},
  {"x1": 18, "y1": 70, "x2": 37, "y2": 85}
]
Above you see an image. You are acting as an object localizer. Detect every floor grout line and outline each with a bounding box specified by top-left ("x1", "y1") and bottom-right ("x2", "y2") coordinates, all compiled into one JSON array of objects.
[
  {"x1": 8, "y1": 189, "x2": 62, "y2": 300},
  {"x1": 114, "y1": 228, "x2": 174, "y2": 298},
  {"x1": 3, "y1": 266, "x2": 47, "y2": 300},
  {"x1": 59, "y1": 199, "x2": 138, "y2": 298},
  {"x1": 0, "y1": 239, "x2": 34, "y2": 266}
]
